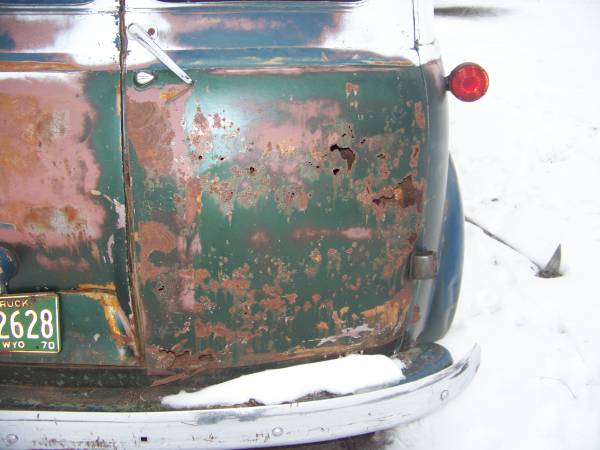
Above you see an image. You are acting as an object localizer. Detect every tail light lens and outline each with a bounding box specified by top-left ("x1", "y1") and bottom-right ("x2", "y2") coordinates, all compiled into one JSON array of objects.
[{"x1": 448, "y1": 63, "x2": 489, "y2": 102}]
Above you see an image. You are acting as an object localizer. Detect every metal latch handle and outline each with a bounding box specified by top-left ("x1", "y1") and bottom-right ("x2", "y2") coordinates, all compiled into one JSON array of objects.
[{"x1": 127, "y1": 23, "x2": 193, "y2": 85}]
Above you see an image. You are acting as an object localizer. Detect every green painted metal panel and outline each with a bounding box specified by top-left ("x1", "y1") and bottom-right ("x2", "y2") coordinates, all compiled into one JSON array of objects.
[{"x1": 125, "y1": 68, "x2": 431, "y2": 374}]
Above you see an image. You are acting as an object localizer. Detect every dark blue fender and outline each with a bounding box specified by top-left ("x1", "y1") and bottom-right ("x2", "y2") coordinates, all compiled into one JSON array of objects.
[{"x1": 417, "y1": 157, "x2": 464, "y2": 343}]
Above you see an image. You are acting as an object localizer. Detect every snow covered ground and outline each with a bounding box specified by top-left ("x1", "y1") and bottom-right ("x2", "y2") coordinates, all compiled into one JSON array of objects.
[{"x1": 385, "y1": 0, "x2": 600, "y2": 449}]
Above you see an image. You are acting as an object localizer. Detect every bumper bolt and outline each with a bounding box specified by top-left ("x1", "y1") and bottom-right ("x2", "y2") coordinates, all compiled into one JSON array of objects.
[
  {"x1": 272, "y1": 427, "x2": 284, "y2": 437},
  {"x1": 440, "y1": 390, "x2": 449, "y2": 401},
  {"x1": 6, "y1": 434, "x2": 18, "y2": 445}
]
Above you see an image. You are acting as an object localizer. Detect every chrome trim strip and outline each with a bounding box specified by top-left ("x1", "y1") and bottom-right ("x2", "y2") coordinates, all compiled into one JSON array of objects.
[
  {"x1": 414, "y1": 0, "x2": 436, "y2": 45},
  {"x1": 125, "y1": 0, "x2": 370, "y2": 12},
  {"x1": 0, "y1": 0, "x2": 117, "y2": 13},
  {"x1": 0, "y1": 345, "x2": 480, "y2": 450}
]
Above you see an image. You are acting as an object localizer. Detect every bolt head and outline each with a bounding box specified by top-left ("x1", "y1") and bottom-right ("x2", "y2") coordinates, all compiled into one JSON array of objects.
[
  {"x1": 6, "y1": 434, "x2": 18, "y2": 445},
  {"x1": 272, "y1": 427, "x2": 284, "y2": 437},
  {"x1": 147, "y1": 27, "x2": 159, "y2": 40}
]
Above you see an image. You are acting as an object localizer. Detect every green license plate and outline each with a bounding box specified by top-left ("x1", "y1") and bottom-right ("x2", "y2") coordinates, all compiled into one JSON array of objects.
[{"x1": 0, "y1": 293, "x2": 61, "y2": 353}]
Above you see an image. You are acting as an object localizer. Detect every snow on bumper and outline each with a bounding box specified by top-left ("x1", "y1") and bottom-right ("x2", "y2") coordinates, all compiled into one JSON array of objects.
[{"x1": 0, "y1": 345, "x2": 480, "y2": 450}]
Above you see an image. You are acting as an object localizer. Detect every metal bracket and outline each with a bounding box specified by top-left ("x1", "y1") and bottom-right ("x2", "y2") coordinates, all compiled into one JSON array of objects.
[{"x1": 410, "y1": 251, "x2": 438, "y2": 280}]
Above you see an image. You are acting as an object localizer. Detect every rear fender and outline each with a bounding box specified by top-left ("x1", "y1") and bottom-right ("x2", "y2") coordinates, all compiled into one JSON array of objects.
[{"x1": 418, "y1": 157, "x2": 464, "y2": 343}]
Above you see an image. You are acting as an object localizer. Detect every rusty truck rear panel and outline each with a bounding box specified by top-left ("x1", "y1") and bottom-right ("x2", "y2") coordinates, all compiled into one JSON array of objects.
[{"x1": 0, "y1": 0, "x2": 451, "y2": 389}]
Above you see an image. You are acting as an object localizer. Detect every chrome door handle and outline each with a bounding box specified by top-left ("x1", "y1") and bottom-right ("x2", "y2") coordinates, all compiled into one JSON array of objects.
[{"x1": 127, "y1": 23, "x2": 193, "y2": 85}]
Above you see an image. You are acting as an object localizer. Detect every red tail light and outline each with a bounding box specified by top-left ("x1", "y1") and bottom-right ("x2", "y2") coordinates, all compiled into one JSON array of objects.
[{"x1": 448, "y1": 63, "x2": 489, "y2": 102}]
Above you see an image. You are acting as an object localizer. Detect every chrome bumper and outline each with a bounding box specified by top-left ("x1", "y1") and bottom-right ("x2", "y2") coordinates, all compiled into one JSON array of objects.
[{"x1": 0, "y1": 345, "x2": 480, "y2": 450}]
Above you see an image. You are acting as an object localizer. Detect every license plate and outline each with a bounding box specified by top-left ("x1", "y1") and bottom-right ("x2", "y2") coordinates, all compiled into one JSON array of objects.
[{"x1": 0, "y1": 293, "x2": 61, "y2": 353}]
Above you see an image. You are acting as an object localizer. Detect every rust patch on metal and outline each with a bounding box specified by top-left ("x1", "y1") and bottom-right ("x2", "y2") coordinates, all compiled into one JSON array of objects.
[
  {"x1": 195, "y1": 320, "x2": 255, "y2": 343},
  {"x1": 358, "y1": 175, "x2": 424, "y2": 221},
  {"x1": 148, "y1": 345, "x2": 216, "y2": 372},
  {"x1": 212, "y1": 112, "x2": 223, "y2": 129},
  {"x1": 160, "y1": 97, "x2": 349, "y2": 219},
  {"x1": 247, "y1": 99, "x2": 341, "y2": 157},
  {"x1": 127, "y1": 85, "x2": 195, "y2": 184},
  {"x1": 330, "y1": 143, "x2": 356, "y2": 170},
  {"x1": 126, "y1": 99, "x2": 174, "y2": 177},
  {"x1": 410, "y1": 144, "x2": 420, "y2": 169},
  {"x1": 414, "y1": 101, "x2": 426, "y2": 129},
  {"x1": 77, "y1": 284, "x2": 138, "y2": 358},
  {"x1": 367, "y1": 130, "x2": 406, "y2": 159},
  {"x1": 137, "y1": 222, "x2": 177, "y2": 283},
  {"x1": 0, "y1": 61, "x2": 79, "y2": 72},
  {"x1": 160, "y1": 87, "x2": 181, "y2": 102},
  {"x1": 309, "y1": 249, "x2": 323, "y2": 264},
  {"x1": 184, "y1": 179, "x2": 204, "y2": 227},
  {"x1": 411, "y1": 306, "x2": 421, "y2": 324},
  {"x1": 345, "y1": 82, "x2": 360, "y2": 96},
  {"x1": 361, "y1": 287, "x2": 412, "y2": 333},
  {"x1": 274, "y1": 186, "x2": 310, "y2": 214},
  {"x1": 222, "y1": 278, "x2": 251, "y2": 292},
  {"x1": 326, "y1": 248, "x2": 342, "y2": 273},
  {"x1": 250, "y1": 230, "x2": 271, "y2": 246},
  {"x1": 0, "y1": 77, "x2": 106, "y2": 248},
  {"x1": 190, "y1": 106, "x2": 213, "y2": 155},
  {"x1": 393, "y1": 175, "x2": 423, "y2": 209}
]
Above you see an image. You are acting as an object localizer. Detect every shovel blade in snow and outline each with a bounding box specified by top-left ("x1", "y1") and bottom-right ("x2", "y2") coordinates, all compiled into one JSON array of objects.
[{"x1": 538, "y1": 244, "x2": 562, "y2": 278}]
